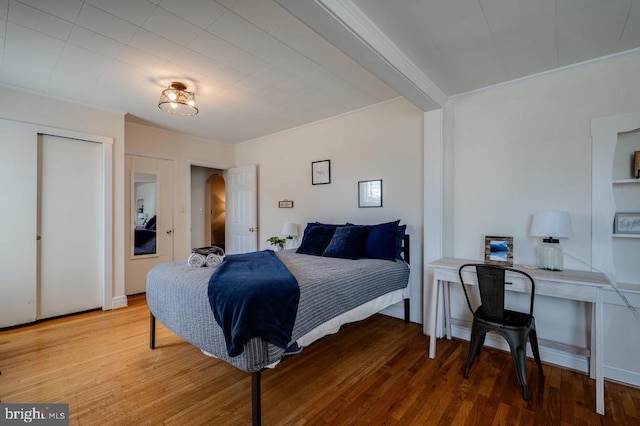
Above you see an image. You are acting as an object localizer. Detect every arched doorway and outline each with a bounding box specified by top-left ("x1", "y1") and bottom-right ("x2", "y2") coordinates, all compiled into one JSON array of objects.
[{"x1": 190, "y1": 165, "x2": 226, "y2": 250}]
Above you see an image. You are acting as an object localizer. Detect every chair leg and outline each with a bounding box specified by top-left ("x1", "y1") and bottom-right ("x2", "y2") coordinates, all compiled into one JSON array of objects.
[
  {"x1": 529, "y1": 328, "x2": 544, "y2": 377},
  {"x1": 509, "y1": 345, "x2": 529, "y2": 400},
  {"x1": 464, "y1": 322, "x2": 486, "y2": 378}
]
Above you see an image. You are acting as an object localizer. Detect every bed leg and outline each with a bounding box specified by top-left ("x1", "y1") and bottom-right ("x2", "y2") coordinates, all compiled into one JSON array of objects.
[
  {"x1": 252, "y1": 370, "x2": 262, "y2": 426},
  {"x1": 404, "y1": 298, "x2": 410, "y2": 323},
  {"x1": 150, "y1": 313, "x2": 156, "y2": 350}
]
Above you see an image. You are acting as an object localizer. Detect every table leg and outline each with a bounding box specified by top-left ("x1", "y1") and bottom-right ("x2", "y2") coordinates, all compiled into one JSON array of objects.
[
  {"x1": 595, "y1": 290, "x2": 604, "y2": 415},
  {"x1": 428, "y1": 277, "x2": 440, "y2": 359},
  {"x1": 443, "y1": 281, "x2": 451, "y2": 339},
  {"x1": 589, "y1": 302, "x2": 596, "y2": 380}
]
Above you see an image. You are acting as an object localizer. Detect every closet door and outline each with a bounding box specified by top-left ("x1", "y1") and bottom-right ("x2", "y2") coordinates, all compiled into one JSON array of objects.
[
  {"x1": 0, "y1": 129, "x2": 38, "y2": 327},
  {"x1": 38, "y1": 135, "x2": 102, "y2": 319}
]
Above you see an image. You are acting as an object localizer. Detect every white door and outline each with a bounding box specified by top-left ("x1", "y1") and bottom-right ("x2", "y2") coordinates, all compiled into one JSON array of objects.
[
  {"x1": 125, "y1": 155, "x2": 174, "y2": 295},
  {"x1": 226, "y1": 164, "x2": 258, "y2": 254},
  {"x1": 38, "y1": 135, "x2": 102, "y2": 319},
  {"x1": 0, "y1": 129, "x2": 38, "y2": 327}
]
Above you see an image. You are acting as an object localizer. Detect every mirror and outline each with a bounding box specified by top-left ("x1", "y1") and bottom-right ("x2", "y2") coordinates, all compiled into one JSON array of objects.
[{"x1": 133, "y1": 172, "x2": 158, "y2": 256}]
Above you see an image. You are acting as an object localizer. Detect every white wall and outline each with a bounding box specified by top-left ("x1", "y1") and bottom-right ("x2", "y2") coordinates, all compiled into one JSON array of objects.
[
  {"x1": 234, "y1": 97, "x2": 425, "y2": 322},
  {"x1": 0, "y1": 85, "x2": 126, "y2": 309},
  {"x1": 444, "y1": 53, "x2": 640, "y2": 382},
  {"x1": 125, "y1": 122, "x2": 234, "y2": 260}
]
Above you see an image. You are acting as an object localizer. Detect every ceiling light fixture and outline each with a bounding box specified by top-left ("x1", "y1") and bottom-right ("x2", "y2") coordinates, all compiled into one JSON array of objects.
[{"x1": 158, "y1": 82, "x2": 198, "y2": 116}]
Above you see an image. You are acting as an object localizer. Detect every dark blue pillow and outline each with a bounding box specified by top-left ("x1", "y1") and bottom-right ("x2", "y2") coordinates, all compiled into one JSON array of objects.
[
  {"x1": 145, "y1": 215, "x2": 156, "y2": 230},
  {"x1": 395, "y1": 224, "x2": 407, "y2": 259},
  {"x1": 301, "y1": 222, "x2": 344, "y2": 240},
  {"x1": 323, "y1": 225, "x2": 369, "y2": 260},
  {"x1": 364, "y1": 220, "x2": 400, "y2": 261},
  {"x1": 296, "y1": 226, "x2": 336, "y2": 256}
]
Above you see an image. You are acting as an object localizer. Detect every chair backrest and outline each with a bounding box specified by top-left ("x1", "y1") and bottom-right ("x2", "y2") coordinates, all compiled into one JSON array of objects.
[{"x1": 458, "y1": 263, "x2": 536, "y2": 320}]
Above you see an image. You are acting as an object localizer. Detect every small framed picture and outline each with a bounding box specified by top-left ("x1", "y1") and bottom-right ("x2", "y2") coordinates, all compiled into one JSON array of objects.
[
  {"x1": 614, "y1": 212, "x2": 640, "y2": 234},
  {"x1": 358, "y1": 179, "x2": 382, "y2": 208},
  {"x1": 312, "y1": 160, "x2": 330, "y2": 185},
  {"x1": 484, "y1": 236, "x2": 513, "y2": 266},
  {"x1": 278, "y1": 200, "x2": 294, "y2": 208}
]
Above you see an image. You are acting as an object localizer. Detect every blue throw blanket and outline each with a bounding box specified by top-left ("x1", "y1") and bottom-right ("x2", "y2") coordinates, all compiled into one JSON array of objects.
[{"x1": 207, "y1": 250, "x2": 300, "y2": 357}]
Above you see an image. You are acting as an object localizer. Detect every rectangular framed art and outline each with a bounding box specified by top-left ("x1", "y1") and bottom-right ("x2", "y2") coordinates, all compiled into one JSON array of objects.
[
  {"x1": 278, "y1": 200, "x2": 294, "y2": 208},
  {"x1": 358, "y1": 179, "x2": 382, "y2": 208},
  {"x1": 312, "y1": 160, "x2": 331, "y2": 185},
  {"x1": 614, "y1": 212, "x2": 640, "y2": 234},
  {"x1": 484, "y1": 236, "x2": 513, "y2": 266}
]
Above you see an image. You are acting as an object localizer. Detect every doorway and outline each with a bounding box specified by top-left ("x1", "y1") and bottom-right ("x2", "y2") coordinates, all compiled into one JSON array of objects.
[{"x1": 190, "y1": 166, "x2": 226, "y2": 251}]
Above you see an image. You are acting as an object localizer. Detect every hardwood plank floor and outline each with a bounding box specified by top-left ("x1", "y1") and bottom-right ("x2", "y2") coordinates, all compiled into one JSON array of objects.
[{"x1": 1, "y1": 294, "x2": 638, "y2": 425}]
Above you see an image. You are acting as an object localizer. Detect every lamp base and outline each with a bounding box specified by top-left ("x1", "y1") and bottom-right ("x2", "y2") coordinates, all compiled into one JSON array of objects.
[{"x1": 538, "y1": 238, "x2": 563, "y2": 271}]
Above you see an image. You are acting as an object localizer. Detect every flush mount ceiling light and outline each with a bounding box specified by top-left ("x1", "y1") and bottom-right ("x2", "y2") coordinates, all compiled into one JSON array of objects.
[{"x1": 158, "y1": 82, "x2": 198, "y2": 116}]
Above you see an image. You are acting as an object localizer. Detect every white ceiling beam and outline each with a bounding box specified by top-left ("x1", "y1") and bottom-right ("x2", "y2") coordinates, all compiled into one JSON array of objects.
[{"x1": 275, "y1": 0, "x2": 446, "y2": 111}]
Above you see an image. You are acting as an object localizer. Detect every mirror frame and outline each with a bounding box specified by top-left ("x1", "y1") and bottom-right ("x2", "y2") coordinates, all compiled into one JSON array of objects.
[{"x1": 131, "y1": 170, "x2": 159, "y2": 258}]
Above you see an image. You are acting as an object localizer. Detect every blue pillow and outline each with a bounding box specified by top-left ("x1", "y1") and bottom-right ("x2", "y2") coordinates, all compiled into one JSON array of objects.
[
  {"x1": 323, "y1": 225, "x2": 369, "y2": 260},
  {"x1": 296, "y1": 226, "x2": 336, "y2": 256},
  {"x1": 301, "y1": 222, "x2": 344, "y2": 240},
  {"x1": 395, "y1": 224, "x2": 407, "y2": 259},
  {"x1": 364, "y1": 220, "x2": 400, "y2": 261}
]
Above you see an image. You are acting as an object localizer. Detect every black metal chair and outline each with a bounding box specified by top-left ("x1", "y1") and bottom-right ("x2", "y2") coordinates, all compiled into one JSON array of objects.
[{"x1": 458, "y1": 263, "x2": 544, "y2": 400}]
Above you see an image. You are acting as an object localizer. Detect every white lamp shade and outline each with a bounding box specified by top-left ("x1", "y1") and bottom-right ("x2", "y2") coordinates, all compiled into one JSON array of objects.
[
  {"x1": 530, "y1": 211, "x2": 573, "y2": 238},
  {"x1": 281, "y1": 222, "x2": 298, "y2": 237}
]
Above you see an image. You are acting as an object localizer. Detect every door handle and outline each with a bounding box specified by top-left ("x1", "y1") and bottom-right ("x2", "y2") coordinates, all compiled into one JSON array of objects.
[
  {"x1": 166, "y1": 230, "x2": 173, "y2": 235},
  {"x1": 249, "y1": 227, "x2": 259, "y2": 232}
]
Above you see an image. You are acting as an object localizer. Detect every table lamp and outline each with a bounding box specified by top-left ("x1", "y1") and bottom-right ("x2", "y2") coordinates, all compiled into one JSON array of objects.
[
  {"x1": 281, "y1": 222, "x2": 299, "y2": 249},
  {"x1": 530, "y1": 211, "x2": 573, "y2": 271}
]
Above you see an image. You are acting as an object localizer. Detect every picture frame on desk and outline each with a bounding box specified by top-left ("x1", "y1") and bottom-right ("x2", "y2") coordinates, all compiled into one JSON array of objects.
[
  {"x1": 613, "y1": 212, "x2": 640, "y2": 234},
  {"x1": 484, "y1": 235, "x2": 513, "y2": 266}
]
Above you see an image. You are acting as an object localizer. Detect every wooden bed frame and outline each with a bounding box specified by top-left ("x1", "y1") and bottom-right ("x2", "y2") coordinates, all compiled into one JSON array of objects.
[{"x1": 149, "y1": 234, "x2": 411, "y2": 426}]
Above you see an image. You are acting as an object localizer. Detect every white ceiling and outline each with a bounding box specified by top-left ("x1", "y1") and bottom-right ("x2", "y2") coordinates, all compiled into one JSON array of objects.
[{"x1": 1, "y1": 0, "x2": 639, "y2": 144}]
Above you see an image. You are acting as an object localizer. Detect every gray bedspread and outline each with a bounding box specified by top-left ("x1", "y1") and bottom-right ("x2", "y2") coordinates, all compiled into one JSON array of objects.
[{"x1": 146, "y1": 249, "x2": 410, "y2": 373}]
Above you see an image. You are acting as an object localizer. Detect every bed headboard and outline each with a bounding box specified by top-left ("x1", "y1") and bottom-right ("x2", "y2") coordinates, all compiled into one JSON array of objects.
[{"x1": 402, "y1": 234, "x2": 410, "y2": 265}]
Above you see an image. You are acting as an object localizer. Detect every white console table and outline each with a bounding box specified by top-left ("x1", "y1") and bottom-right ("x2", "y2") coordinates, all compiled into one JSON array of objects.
[{"x1": 426, "y1": 258, "x2": 610, "y2": 415}]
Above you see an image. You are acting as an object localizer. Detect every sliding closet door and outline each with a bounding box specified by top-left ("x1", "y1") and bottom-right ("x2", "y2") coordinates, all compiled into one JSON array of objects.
[
  {"x1": 38, "y1": 135, "x2": 102, "y2": 319},
  {"x1": 0, "y1": 129, "x2": 38, "y2": 327}
]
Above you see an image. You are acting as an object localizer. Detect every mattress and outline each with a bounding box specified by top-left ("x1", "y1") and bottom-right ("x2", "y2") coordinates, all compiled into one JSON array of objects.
[{"x1": 146, "y1": 249, "x2": 410, "y2": 373}]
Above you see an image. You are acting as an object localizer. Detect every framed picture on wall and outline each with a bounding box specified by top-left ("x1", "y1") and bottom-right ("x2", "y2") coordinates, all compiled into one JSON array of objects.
[
  {"x1": 484, "y1": 236, "x2": 513, "y2": 266},
  {"x1": 278, "y1": 200, "x2": 294, "y2": 208},
  {"x1": 312, "y1": 160, "x2": 331, "y2": 185},
  {"x1": 358, "y1": 179, "x2": 382, "y2": 208}
]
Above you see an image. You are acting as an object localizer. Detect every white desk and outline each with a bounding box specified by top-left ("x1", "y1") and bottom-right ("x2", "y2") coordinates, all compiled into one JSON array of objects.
[{"x1": 426, "y1": 258, "x2": 610, "y2": 415}]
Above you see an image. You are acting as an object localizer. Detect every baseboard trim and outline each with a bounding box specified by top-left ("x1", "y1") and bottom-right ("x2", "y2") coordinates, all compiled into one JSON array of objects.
[
  {"x1": 111, "y1": 295, "x2": 128, "y2": 309},
  {"x1": 381, "y1": 303, "x2": 422, "y2": 324},
  {"x1": 450, "y1": 322, "x2": 640, "y2": 387}
]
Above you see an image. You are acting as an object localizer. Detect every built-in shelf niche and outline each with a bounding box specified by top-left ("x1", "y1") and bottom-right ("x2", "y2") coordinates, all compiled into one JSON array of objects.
[{"x1": 591, "y1": 112, "x2": 640, "y2": 286}]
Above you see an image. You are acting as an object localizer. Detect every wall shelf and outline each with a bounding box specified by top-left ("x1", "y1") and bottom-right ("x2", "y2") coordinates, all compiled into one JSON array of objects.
[
  {"x1": 612, "y1": 179, "x2": 640, "y2": 185},
  {"x1": 612, "y1": 233, "x2": 640, "y2": 239}
]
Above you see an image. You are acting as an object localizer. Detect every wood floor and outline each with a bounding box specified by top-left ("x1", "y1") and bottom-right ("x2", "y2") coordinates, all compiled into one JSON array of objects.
[{"x1": 1, "y1": 294, "x2": 638, "y2": 425}]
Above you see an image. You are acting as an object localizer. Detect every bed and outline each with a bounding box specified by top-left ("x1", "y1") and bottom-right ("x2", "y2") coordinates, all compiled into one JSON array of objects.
[{"x1": 146, "y1": 221, "x2": 411, "y2": 425}]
